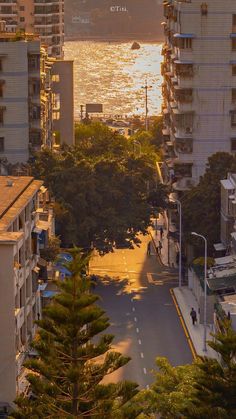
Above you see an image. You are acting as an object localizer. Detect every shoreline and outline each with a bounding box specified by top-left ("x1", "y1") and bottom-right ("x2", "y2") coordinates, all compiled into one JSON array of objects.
[{"x1": 65, "y1": 36, "x2": 164, "y2": 43}]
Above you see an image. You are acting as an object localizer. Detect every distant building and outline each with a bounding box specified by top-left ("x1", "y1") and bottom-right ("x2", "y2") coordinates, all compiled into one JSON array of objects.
[
  {"x1": 0, "y1": 176, "x2": 54, "y2": 403},
  {"x1": 0, "y1": 0, "x2": 64, "y2": 58},
  {"x1": 161, "y1": 0, "x2": 236, "y2": 190},
  {"x1": 0, "y1": 29, "x2": 54, "y2": 164}
]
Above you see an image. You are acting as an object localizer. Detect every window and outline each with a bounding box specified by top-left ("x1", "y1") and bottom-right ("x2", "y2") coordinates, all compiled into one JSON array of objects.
[
  {"x1": 231, "y1": 138, "x2": 236, "y2": 152},
  {"x1": 20, "y1": 17, "x2": 25, "y2": 22},
  {"x1": 233, "y1": 14, "x2": 236, "y2": 32},
  {"x1": 231, "y1": 110, "x2": 236, "y2": 126},
  {"x1": 20, "y1": 5, "x2": 25, "y2": 11},
  {"x1": 232, "y1": 38, "x2": 236, "y2": 51},
  {"x1": 232, "y1": 89, "x2": 236, "y2": 103},
  {"x1": 52, "y1": 74, "x2": 60, "y2": 82},
  {"x1": 176, "y1": 37, "x2": 192, "y2": 49},
  {"x1": 0, "y1": 60, "x2": 2, "y2": 72},
  {"x1": 232, "y1": 65, "x2": 236, "y2": 76},
  {"x1": 0, "y1": 107, "x2": 6, "y2": 124},
  {"x1": 0, "y1": 137, "x2": 4, "y2": 152}
]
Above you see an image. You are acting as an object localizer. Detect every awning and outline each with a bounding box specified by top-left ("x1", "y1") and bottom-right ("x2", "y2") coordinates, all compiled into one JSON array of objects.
[
  {"x1": 174, "y1": 33, "x2": 195, "y2": 38},
  {"x1": 220, "y1": 179, "x2": 234, "y2": 190},
  {"x1": 42, "y1": 290, "x2": 58, "y2": 298},
  {"x1": 36, "y1": 220, "x2": 49, "y2": 231},
  {"x1": 208, "y1": 276, "x2": 236, "y2": 291}
]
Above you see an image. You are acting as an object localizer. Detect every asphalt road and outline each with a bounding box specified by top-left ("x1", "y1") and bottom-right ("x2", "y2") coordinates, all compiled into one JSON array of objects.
[{"x1": 90, "y1": 234, "x2": 193, "y2": 389}]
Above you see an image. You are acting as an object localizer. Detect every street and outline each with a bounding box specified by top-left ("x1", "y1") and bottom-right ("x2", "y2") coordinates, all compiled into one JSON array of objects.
[{"x1": 90, "y1": 234, "x2": 193, "y2": 389}]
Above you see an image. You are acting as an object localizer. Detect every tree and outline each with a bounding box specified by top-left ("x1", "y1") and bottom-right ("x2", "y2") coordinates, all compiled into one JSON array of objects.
[
  {"x1": 138, "y1": 321, "x2": 236, "y2": 419},
  {"x1": 11, "y1": 251, "x2": 140, "y2": 418},
  {"x1": 182, "y1": 152, "x2": 236, "y2": 254},
  {"x1": 31, "y1": 124, "x2": 166, "y2": 252}
]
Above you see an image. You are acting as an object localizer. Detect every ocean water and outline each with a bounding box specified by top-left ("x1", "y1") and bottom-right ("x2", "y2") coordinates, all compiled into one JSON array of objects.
[{"x1": 64, "y1": 41, "x2": 163, "y2": 119}]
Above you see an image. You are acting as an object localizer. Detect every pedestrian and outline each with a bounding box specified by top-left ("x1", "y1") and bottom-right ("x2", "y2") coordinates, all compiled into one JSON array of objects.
[
  {"x1": 147, "y1": 241, "x2": 151, "y2": 256},
  {"x1": 160, "y1": 226, "x2": 164, "y2": 240},
  {"x1": 158, "y1": 241, "x2": 162, "y2": 254},
  {"x1": 190, "y1": 307, "x2": 197, "y2": 325}
]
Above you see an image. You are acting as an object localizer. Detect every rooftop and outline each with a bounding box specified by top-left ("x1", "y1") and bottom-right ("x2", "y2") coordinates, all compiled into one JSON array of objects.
[{"x1": 0, "y1": 177, "x2": 43, "y2": 230}]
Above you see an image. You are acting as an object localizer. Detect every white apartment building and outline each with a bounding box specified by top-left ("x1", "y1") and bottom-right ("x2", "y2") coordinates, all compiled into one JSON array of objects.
[
  {"x1": 0, "y1": 30, "x2": 54, "y2": 164},
  {"x1": 0, "y1": 176, "x2": 44, "y2": 403},
  {"x1": 0, "y1": 0, "x2": 64, "y2": 58},
  {"x1": 162, "y1": 0, "x2": 236, "y2": 190}
]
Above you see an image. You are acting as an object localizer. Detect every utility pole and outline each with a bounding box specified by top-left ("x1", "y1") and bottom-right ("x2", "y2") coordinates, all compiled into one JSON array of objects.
[
  {"x1": 80, "y1": 105, "x2": 84, "y2": 121},
  {"x1": 142, "y1": 80, "x2": 152, "y2": 131}
]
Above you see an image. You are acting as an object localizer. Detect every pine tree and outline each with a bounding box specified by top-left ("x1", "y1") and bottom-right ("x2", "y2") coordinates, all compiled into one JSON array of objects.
[{"x1": 11, "y1": 251, "x2": 139, "y2": 418}]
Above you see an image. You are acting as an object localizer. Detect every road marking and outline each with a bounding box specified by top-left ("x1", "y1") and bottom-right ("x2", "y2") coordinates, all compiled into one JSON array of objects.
[
  {"x1": 138, "y1": 339, "x2": 142, "y2": 345},
  {"x1": 170, "y1": 289, "x2": 197, "y2": 360},
  {"x1": 134, "y1": 317, "x2": 137, "y2": 322},
  {"x1": 140, "y1": 352, "x2": 144, "y2": 358},
  {"x1": 164, "y1": 303, "x2": 173, "y2": 306},
  {"x1": 132, "y1": 307, "x2": 135, "y2": 312},
  {"x1": 136, "y1": 327, "x2": 139, "y2": 333},
  {"x1": 143, "y1": 368, "x2": 147, "y2": 375}
]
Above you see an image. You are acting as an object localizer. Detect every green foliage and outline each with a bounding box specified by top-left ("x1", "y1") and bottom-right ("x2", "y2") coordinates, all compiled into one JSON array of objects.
[
  {"x1": 139, "y1": 322, "x2": 236, "y2": 419},
  {"x1": 31, "y1": 122, "x2": 166, "y2": 252},
  {"x1": 40, "y1": 235, "x2": 61, "y2": 262},
  {"x1": 11, "y1": 251, "x2": 139, "y2": 418},
  {"x1": 182, "y1": 152, "x2": 236, "y2": 254}
]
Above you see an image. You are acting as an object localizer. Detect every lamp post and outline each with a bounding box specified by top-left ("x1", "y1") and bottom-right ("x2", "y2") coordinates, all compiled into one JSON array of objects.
[
  {"x1": 141, "y1": 80, "x2": 152, "y2": 131},
  {"x1": 170, "y1": 198, "x2": 182, "y2": 287},
  {"x1": 191, "y1": 231, "x2": 208, "y2": 352}
]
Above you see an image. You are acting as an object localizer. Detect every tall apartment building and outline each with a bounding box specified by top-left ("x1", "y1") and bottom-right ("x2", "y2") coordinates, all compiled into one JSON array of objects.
[
  {"x1": 0, "y1": 0, "x2": 64, "y2": 58},
  {"x1": 161, "y1": 0, "x2": 236, "y2": 190},
  {"x1": 0, "y1": 176, "x2": 50, "y2": 403},
  {"x1": 0, "y1": 30, "x2": 54, "y2": 164}
]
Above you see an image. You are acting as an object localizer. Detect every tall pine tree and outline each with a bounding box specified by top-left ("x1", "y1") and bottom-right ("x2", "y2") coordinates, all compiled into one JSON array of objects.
[{"x1": 11, "y1": 251, "x2": 139, "y2": 418}]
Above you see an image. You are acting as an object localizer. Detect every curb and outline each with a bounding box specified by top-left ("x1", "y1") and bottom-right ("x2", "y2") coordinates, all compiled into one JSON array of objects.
[{"x1": 170, "y1": 288, "x2": 197, "y2": 360}]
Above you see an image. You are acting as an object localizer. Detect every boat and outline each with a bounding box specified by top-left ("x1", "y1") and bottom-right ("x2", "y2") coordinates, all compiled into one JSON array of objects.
[{"x1": 131, "y1": 41, "x2": 141, "y2": 50}]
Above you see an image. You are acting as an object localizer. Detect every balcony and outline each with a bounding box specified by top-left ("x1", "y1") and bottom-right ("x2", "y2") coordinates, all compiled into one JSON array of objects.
[
  {"x1": 175, "y1": 61, "x2": 194, "y2": 78},
  {"x1": 15, "y1": 307, "x2": 24, "y2": 330},
  {"x1": 174, "y1": 136, "x2": 193, "y2": 154},
  {"x1": 174, "y1": 87, "x2": 193, "y2": 103}
]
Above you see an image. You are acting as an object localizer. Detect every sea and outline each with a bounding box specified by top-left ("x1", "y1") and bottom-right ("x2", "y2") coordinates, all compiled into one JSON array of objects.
[{"x1": 64, "y1": 41, "x2": 163, "y2": 120}]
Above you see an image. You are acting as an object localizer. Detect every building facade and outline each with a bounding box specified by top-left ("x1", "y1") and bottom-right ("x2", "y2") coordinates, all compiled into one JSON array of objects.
[
  {"x1": 0, "y1": 30, "x2": 54, "y2": 164},
  {"x1": 161, "y1": 0, "x2": 236, "y2": 190},
  {"x1": 0, "y1": 176, "x2": 54, "y2": 403},
  {"x1": 0, "y1": 0, "x2": 64, "y2": 58}
]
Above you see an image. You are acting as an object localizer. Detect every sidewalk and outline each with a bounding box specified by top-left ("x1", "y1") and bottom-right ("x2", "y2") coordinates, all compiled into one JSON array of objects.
[
  {"x1": 173, "y1": 287, "x2": 217, "y2": 359},
  {"x1": 149, "y1": 213, "x2": 178, "y2": 268}
]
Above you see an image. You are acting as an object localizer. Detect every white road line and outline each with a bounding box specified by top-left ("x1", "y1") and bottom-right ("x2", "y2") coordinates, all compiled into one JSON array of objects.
[
  {"x1": 140, "y1": 352, "x2": 144, "y2": 358},
  {"x1": 136, "y1": 328, "x2": 139, "y2": 333},
  {"x1": 134, "y1": 317, "x2": 137, "y2": 322},
  {"x1": 143, "y1": 368, "x2": 147, "y2": 375},
  {"x1": 138, "y1": 339, "x2": 142, "y2": 345},
  {"x1": 132, "y1": 307, "x2": 135, "y2": 312}
]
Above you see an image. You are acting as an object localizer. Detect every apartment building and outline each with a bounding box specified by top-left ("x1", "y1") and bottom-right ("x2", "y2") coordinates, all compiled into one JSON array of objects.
[
  {"x1": 0, "y1": 0, "x2": 64, "y2": 58},
  {"x1": 0, "y1": 29, "x2": 54, "y2": 165},
  {"x1": 0, "y1": 176, "x2": 54, "y2": 403},
  {"x1": 161, "y1": 0, "x2": 236, "y2": 190}
]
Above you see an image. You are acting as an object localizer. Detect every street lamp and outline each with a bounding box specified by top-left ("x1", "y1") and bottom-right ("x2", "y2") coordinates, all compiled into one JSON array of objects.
[
  {"x1": 191, "y1": 231, "x2": 208, "y2": 352},
  {"x1": 141, "y1": 80, "x2": 152, "y2": 131},
  {"x1": 169, "y1": 198, "x2": 182, "y2": 288}
]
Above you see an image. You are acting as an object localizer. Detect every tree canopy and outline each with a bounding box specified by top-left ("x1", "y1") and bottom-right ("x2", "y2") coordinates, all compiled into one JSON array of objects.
[
  {"x1": 32, "y1": 122, "x2": 165, "y2": 252},
  {"x1": 11, "y1": 251, "x2": 140, "y2": 418},
  {"x1": 182, "y1": 152, "x2": 236, "y2": 254}
]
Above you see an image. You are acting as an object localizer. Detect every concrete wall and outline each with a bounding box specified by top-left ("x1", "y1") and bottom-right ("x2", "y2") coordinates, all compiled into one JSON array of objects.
[
  {"x1": 52, "y1": 60, "x2": 74, "y2": 146},
  {"x1": 0, "y1": 243, "x2": 17, "y2": 403}
]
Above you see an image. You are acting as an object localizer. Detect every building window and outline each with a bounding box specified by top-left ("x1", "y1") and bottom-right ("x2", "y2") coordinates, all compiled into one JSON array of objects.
[
  {"x1": 52, "y1": 74, "x2": 60, "y2": 82},
  {"x1": 0, "y1": 60, "x2": 2, "y2": 72},
  {"x1": 232, "y1": 65, "x2": 236, "y2": 76},
  {"x1": 232, "y1": 89, "x2": 236, "y2": 103},
  {"x1": 20, "y1": 17, "x2": 25, "y2": 22},
  {"x1": 0, "y1": 137, "x2": 4, "y2": 152},
  {"x1": 231, "y1": 138, "x2": 236, "y2": 152},
  {"x1": 233, "y1": 14, "x2": 236, "y2": 32},
  {"x1": 176, "y1": 37, "x2": 192, "y2": 49},
  {"x1": 232, "y1": 38, "x2": 236, "y2": 51},
  {"x1": 231, "y1": 111, "x2": 236, "y2": 127},
  {"x1": 0, "y1": 107, "x2": 6, "y2": 124},
  {"x1": 20, "y1": 5, "x2": 25, "y2": 11}
]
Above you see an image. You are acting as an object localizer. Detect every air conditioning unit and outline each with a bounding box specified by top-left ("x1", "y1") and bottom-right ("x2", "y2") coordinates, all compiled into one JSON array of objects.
[{"x1": 185, "y1": 127, "x2": 192, "y2": 134}]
